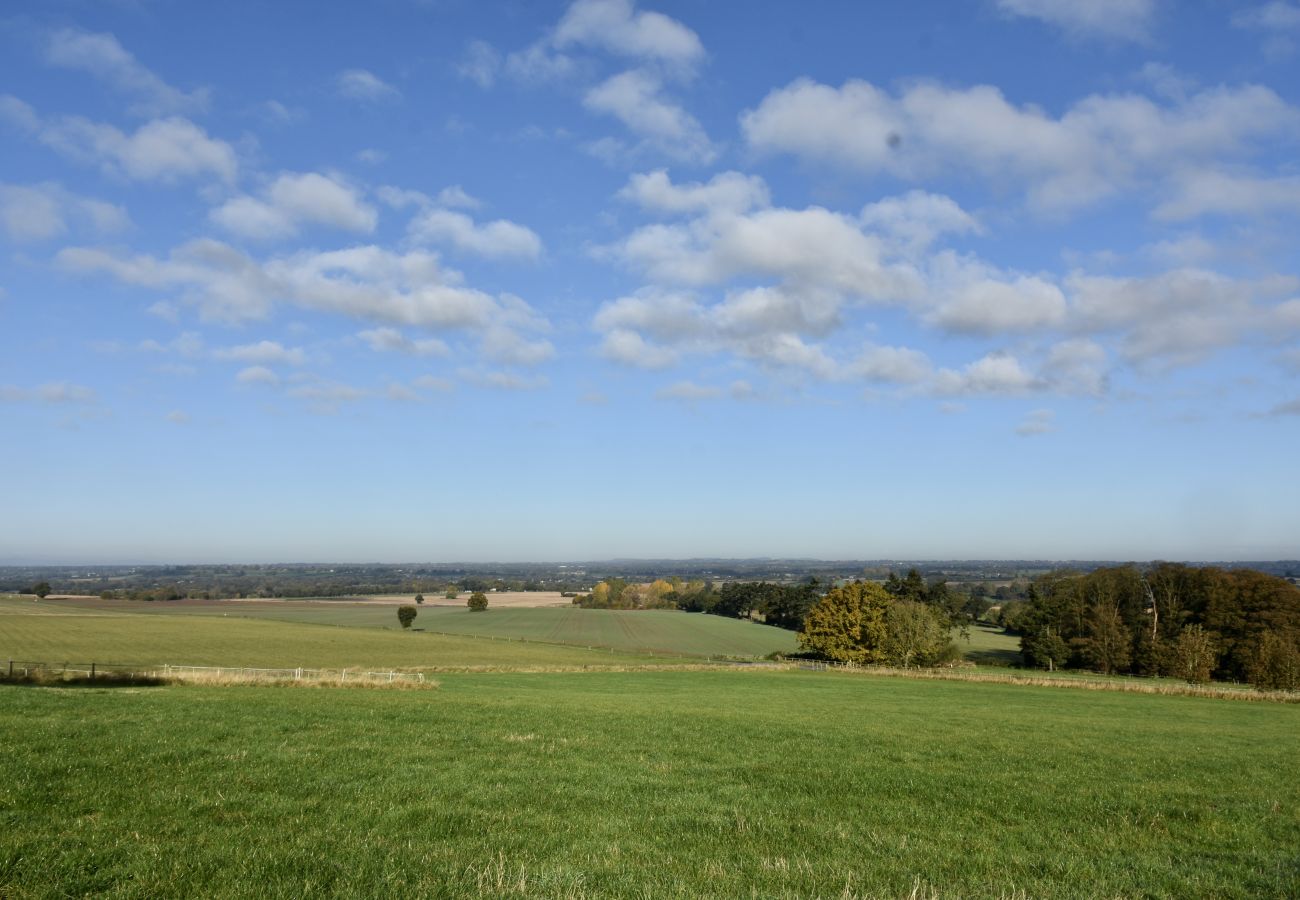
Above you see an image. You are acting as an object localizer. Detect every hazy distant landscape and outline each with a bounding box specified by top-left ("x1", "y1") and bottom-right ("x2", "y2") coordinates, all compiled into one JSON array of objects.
[{"x1": 6, "y1": 0, "x2": 1300, "y2": 896}]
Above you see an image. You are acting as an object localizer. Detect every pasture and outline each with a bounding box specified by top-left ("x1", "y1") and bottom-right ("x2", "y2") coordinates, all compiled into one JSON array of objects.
[
  {"x1": 0, "y1": 599, "x2": 674, "y2": 671},
  {"x1": 2, "y1": 670, "x2": 1297, "y2": 898},
  {"x1": 1, "y1": 595, "x2": 799, "y2": 660}
]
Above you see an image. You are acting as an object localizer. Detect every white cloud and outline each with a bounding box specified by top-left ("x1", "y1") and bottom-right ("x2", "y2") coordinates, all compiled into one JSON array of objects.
[
  {"x1": 996, "y1": 0, "x2": 1157, "y2": 41},
  {"x1": 618, "y1": 169, "x2": 769, "y2": 215},
  {"x1": 214, "y1": 341, "x2": 306, "y2": 366},
  {"x1": 853, "y1": 344, "x2": 933, "y2": 384},
  {"x1": 336, "y1": 69, "x2": 398, "y2": 101},
  {"x1": 408, "y1": 208, "x2": 542, "y2": 260},
  {"x1": 211, "y1": 172, "x2": 377, "y2": 240},
  {"x1": 0, "y1": 382, "x2": 97, "y2": 404},
  {"x1": 357, "y1": 327, "x2": 449, "y2": 357},
  {"x1": 235, "y1": 366, "x2": 279, "y2": 386},
  {"x1": 503, "y1": 44, "x2": 579, "y2": 83},
  {"x1": 859, "y1": 191, "x2": 982, "y2": 254},
  {"x1": 656, "y1": 380, "x2": 721, "y2": 402},
  {"x1": 1232, "y1": 3, "x2": 1300, "y2": 31},
  {"x1": 435, "y1": 185, "x2": 481, "y2": 209},
  {"x1": 1, "y1": 96, "x2": 237, "y2": 184},
  {"x1": 553, "y1": 0, "x2": 704, "y2": 70},
  {"x1": 741, "y1": 78, "x2": 1299, "y2": 214},
  {"x1": 457, "y1": 40, "x2": 502, "y2": 88},
  {"x1": 934, "y1": 353, "x2": 1037, "y2": 395},
  {"x1": 480, "y1": 327, "x2": 555, "y2": 366},
  {"x1": 598, "y1": 328, "x2": 678, "y2": 368},
  {"x1": 1155, "y1": 169, "x2": 1300, "y2": 220},
  {"x1": 58, "y1": 241, "x2": 554, "y2": 370},
  {"x1": 458, "y1": 369, "x2": 549, "y2": 391},
  {"x1": 1041, "y1": 338, "x2": 1109, "y2": 395},
  {"x1": 0, "y1": 182, "x2": 129, "y2": 242},
  {"x1": 165, "y1": 410, "x2": 190, "y2": 424},
  {"x1": 45, "y1": 29, "x2": 207, "y2": 115},
  {"x1": 924, "y1": 253, "x2": 1068, "y2": 335},
  {"x1": 584, "y1": 70, "x2": 715, "y2": 164},
  {"x1": 1066, "y1": 268, "x2": 1274, "y2": 366},
  {"x1": 1015, "y1": 408, "x2": 1056, "y2": 436}
]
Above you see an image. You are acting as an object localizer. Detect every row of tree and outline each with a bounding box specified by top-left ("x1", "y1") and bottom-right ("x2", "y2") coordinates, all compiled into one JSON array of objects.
[{"x1": 1003, "y1": 564, "x2": 1300, "y2": 689}]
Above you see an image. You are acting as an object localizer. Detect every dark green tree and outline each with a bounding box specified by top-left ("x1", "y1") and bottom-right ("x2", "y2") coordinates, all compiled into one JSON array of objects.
[
  {"x1": 467, "y1": 591, "x2": 488, "y2": 612},
  {"x1": 33, "y1": 581, "x2": 51, "y2": 600},
  {"x1": 397, "y1": 605, "x2": 417, "y2": 629},
  {"x1": 414, "y1": 593, "x2": 424, "y2": 605}
]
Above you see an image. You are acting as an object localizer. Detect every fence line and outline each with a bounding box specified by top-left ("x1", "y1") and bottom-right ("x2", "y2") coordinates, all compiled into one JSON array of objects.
[{"x1": 2, "y1": 659, "x2": 426, "y2": 685}]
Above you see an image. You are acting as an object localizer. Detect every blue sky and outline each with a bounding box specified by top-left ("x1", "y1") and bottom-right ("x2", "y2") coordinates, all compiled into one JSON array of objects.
[{"x1": 2, "y1": 0, "x2": 1299, "y2": 563}]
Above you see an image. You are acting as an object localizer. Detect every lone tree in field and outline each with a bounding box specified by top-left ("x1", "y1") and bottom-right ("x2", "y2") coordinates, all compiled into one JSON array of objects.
[
  {"x1": 467, "y1": 591, "x2": 488, "y2": 612},
  {"x1": 33, "y1": 581, "x2": 51, "y2": 600},
  {"x1": 397, "y1": 605, "x2": 417, "y2": 629},
  {"x1": 414, "y1": 593, "x2": 424, "y2": 605},
  {"x1": 445, "y1": 587, "x2": 459, "y2": 600}
]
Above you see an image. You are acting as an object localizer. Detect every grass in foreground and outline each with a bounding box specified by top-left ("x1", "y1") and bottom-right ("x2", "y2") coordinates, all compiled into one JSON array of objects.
[{"x1": 1, "y1": 670, "x2": 1297, "y2": 898}]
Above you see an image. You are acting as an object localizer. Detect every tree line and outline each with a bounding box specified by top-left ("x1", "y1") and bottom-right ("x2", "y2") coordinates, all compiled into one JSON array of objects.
[{"x1": 1002, "y1": 563, "x2": 1300, "y2": 689}]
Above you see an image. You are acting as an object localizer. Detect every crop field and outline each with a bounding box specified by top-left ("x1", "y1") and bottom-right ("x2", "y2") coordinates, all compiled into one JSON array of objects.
[
  {"x1": 2, "y1": 669, "x2": 1298, "y2": 899},
  {"x1": 1, "y1": 596, "x2": 799, "y2": 660}
]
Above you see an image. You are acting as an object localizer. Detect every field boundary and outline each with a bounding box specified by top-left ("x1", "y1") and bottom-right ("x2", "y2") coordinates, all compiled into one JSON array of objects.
[
  {"x1": 799, "y1": 659, "x2": 1300, "y2": 703},
  {"x1": 1, "y1": 658, "x2": 430, "y2": 687}
]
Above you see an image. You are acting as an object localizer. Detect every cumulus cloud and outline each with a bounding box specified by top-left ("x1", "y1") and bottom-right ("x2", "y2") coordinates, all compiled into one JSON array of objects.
[
  {"x1": 924, "y1": 253, "x2": 1067, "y2": 334},
  {"x1": 1015, "y1": 408, "x2": 1056, "y2": 436},
  {"x1": 408, "y1": 208, "x2": 542, "y2": 260},
  {"x1": 934, "y1": 352, "x2": 1038, "y2": 395},
  {"x1": 211, "y1": 172, "x2": 378, "y2": 240},
  {"x1": 1155, "y1": 169, "x2": 1300, "y2": 220},
  {"x1": 853, "y1": 344, "x2": 933, "y2": 384},
  {"x1": 45, "y1": 29, "x2": 207, "y2": 115},
  {"x1": 1232, "y1": 2, "x2": 1300, "y2": 31},
  {"x1": 336, "y1": 69, "x2": 399, "y2": 101},
  {"x1": 458, "y1": 369, "x2": 549, "y2": 391},
  {"x1": 56, "y1": 239, "x2": 553, "y2": 368},
  {"x1": 0, "y1": 382, "x2": 97, "y2": 404},
  {"x1": 598, "y1": 328, "x2": 679, "y2": 368},
  {"x1": 0, "y1": 182, "x2": 129, "y2": 242},
  {"x1": 1066, "y1": 268, "x2": 1287, "y2": 367},
  {"x1": 741, "y1": 77, "x2": 1299, "y2": 214},
  {"x1": 457, "y1": 40, "x2": 502, "y2": 88},
  {"x1": 618, "y1": 169, "x2": 769, "y2": 214},
  {"x1": 553, "y1": 0, "x2": 705, "y2": 71},
  {"x1": 357, "y1": 327, "x2": 449, "y2": 357},
  {"x1": 584, "y1": 70, "x2": 715, "y2": 164},
  {"x1": 656, "y1": 380, "x2": 721, "y2": 402},
  {"x1": 213, "y1": 341, "x2": 306, "y2": 366},
  {"x1": 995, "y1": 0, "x2": 1157, "y2": 41},
  {"x1": 1, "y1": 96, "x2": 237, "y2": 183},
  {"x1": 859, "y1": 191, "x2": 982, "y2": 254},
  {"x1": 235, "y1": 366, "x2": 279, "y2": 386}
]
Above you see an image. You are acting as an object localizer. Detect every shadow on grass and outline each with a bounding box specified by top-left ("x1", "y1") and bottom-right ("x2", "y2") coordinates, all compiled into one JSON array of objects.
[{"x1": 0, "y1": 672, "x2": 167, "y2": 688}]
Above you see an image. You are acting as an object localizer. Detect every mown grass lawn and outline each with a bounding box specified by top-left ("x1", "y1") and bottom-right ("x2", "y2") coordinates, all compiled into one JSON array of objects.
[{"x1": 2, "y1": 669, "x2": 1297, "y2": 898}]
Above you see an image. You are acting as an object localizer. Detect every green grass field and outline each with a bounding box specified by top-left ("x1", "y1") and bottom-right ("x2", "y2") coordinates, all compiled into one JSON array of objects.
[
  {"x1": 2, "y1": 671, "x2": 1297, "y2": 898},
  {"x1": 2, "y1": 596, "x2": 798, "y2": 660},
  {"x1": 954, "y1": 622, "x2": 1022, "y2": 666},
  {"x1": 0, "y1": 605, "x2": 680, "y2": 671}
]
